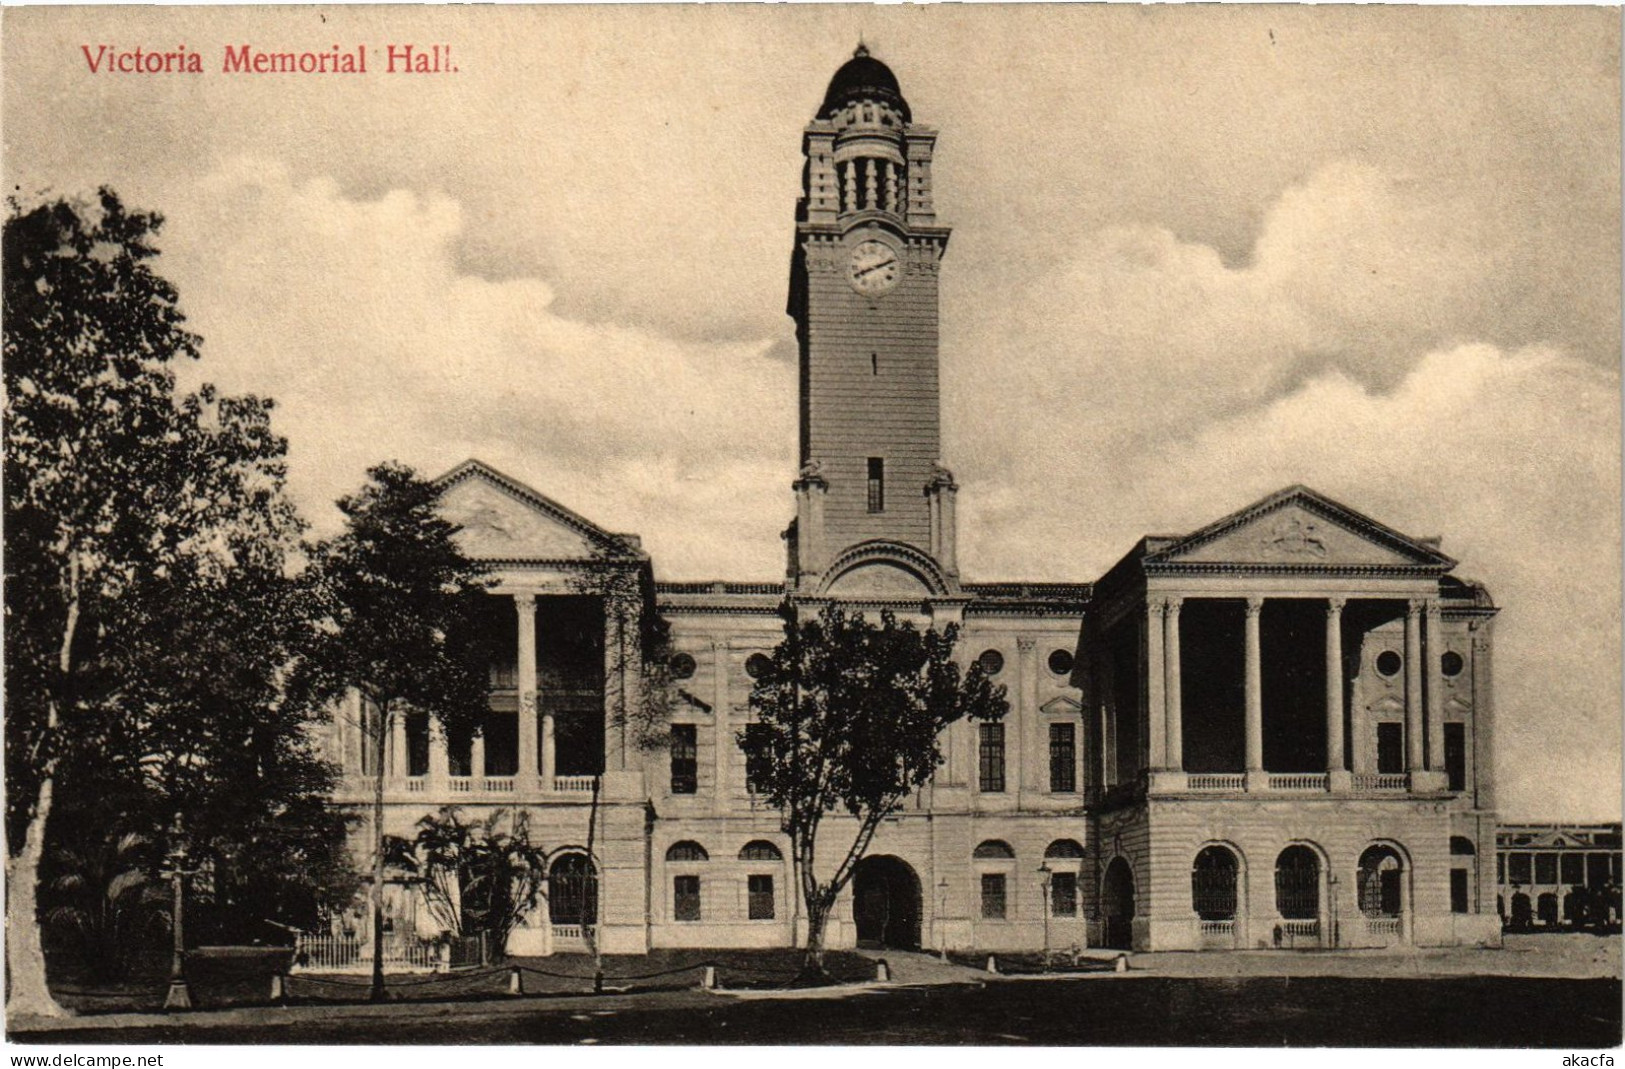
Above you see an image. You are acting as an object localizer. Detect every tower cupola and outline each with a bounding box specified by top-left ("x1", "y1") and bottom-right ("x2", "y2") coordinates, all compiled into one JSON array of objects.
[{"x1": 801, "y1": 45, "x2": 936, "y2": 225}]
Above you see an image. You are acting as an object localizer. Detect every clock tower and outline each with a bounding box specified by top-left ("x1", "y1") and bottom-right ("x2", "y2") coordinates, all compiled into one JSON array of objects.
[{"x1": 786, "y1": 46, "x2": 958, "y2": 595}]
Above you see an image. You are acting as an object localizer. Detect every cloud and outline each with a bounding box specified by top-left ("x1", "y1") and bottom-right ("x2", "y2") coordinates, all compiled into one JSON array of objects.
[
  {"x1": 156, "y1": 149, "x2": 1618, "y2": 822},
  {"x1": 163, "y1": 158, "x2": 796, "y2": 578}
]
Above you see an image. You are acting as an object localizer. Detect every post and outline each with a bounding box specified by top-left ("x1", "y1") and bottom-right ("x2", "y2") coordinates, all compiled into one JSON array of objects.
[
  {"x1": 937, "y1": 878, "x2": 950, "y2": 962},
  {"x1": 1244, "y1": 597, "x2": 1265, "y2": 785},
  {"x1": 1038, "y1": 862, "x2": 1053, "y2": 968},
  {"x1": 1405, "y1": 600, "x2": 1425, "y2": 772},
  {"x1": 389, "y1": 708, "x2": 408, "y2": 784},
  {"x1": 162, "y1": 825, "x2": 193, "y2": 1011},
  {"x1": 1163, "y1": 597, "x2": 1183, "y2": 772},
  {"x1": 1326, "y1": 598, "x2": 1346, "y2": 782}
]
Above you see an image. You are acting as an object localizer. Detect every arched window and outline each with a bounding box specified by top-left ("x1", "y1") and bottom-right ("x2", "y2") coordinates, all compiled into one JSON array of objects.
[
  {"x1": 548, "y1": 853, "x2": 598, "y2": 927},
  {"x1": 1192, "y1": 846, "x2": 1240, "y2": 921},
  {"x1": 739, "y1": 840, "x2": 783, "y2": 862},
  {"x1": 1450, "y1": 836, "x2": 1476, "y2": 856},
  {"x1": 973, "y1": 840, "x2": 1015, "y2": 860},
  {"x1": 666, "y1": 841, "x2": 709, "y2": 863},
  {"x1": 1357, "y1": 845, "x2": 1405, "y2": 917},
  {"x1": 1275, "y1": 846, "x2": 1321, "y2": 920},
  {"x1": 1044, "y1": 839, "x2": 1085, "y2": 860}
]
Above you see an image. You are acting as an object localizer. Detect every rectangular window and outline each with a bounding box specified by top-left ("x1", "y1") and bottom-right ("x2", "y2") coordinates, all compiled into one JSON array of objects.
[
  {"x1": 1588, "y1": 854, "x2": 1610, "y2": 888},
  {"x1": 670, "y1": 724, "x2": 697, "y2": 795},
  {"x1": 1049, "y1": 723, "x2": 1076, "y2": 793},
  {"x1": 867, "y1": 457, "x2": 885, "y2": 513},
  {"x1": 980, "y1": 873, "x2": 1007, "y2": 919},
  {"x1": 673, "y1": 875, "x2": 701, "y2": 921},
  {"x1": 1497, "y1": 854, "x2": 1506, "y2": 884},
  {"x1": 406, "y1": 713, "x2": 430, "y2": 778},
  {"x1": 1376, "y1": 722, "x2": 1404, "y2": 775},
  {"x1": 1444, "y1": 722, "x2": 1466, "y2": 791},
  {"x1": 1535, "y1": 853, "x2": 1558, "y2": 884},
  {"x1": 1050, "y1": 871, "x2": 1078, "y2": 917},
  {"x1": 743, "y1": 723, "x2": 772, "y2": 794},
  {"x1": 1508, "y1": 852, "x2": 1531, "y2": 885},
  {"x1": 748, "y1": 874, "x2": 775, "y2": 920},
  {"x1": 979, "y1": 722, "x2": 1005, "y2": 793},
  {"x1": 1450, "y1": 868, "x2": 1470, "y2": 914},
  {"x1": 1561, "y1": 853, "x2": 1585, "y2": 885}
]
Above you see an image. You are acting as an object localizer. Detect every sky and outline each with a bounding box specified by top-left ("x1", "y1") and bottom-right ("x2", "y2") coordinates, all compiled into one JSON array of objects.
[{"x1": 4, "y1": 5, "x2": 1620, "y2": 822}]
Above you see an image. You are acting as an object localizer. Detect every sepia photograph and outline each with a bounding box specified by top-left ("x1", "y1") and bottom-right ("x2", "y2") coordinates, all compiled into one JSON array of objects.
[{"x1": 1, "y1": 3, "x2": 1620, "y2": 1051}]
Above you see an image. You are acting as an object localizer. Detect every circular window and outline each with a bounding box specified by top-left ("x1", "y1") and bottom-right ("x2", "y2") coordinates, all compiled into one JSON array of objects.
[
  {"x1": 1047, "y1": 648, "x2": 1075, "y2": 676},
  {"x1": 745, "y1": 653, "x2": 773, "y2": 679},
  {"x1": 1375, "y1": 651, "x2": 1402, "y2": 677},
  {"x1": 669, "y1": 652, "x2": 697, "y2": 680},
  {"x1": 1441, "y1": 651, "x2": 1464, "y2": 677},
  {"x1": 977, "y1": 649, "x2": 1005, "y2": 676}
]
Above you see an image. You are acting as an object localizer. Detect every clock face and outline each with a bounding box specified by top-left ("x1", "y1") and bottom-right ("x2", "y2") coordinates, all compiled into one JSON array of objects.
[{"x1": 848, "y1": 239, "x2": 900, "y2": 295}]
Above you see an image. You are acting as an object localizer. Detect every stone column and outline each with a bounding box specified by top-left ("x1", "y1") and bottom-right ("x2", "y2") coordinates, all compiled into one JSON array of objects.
[
  {"x1": 1326, "y1": 598, "x2": 1347, "y2": 786},
  {"x1": 1424, "y1": 600, "x2": 1446, "y2": 771},
  {"x1": 713, "y1": 639, "x2": 730, "y2": 814},
  {"x1": 428, "y1": 719, "x2": 449, "y2": 790},
  {"x1": 1163, "y1": 598, "x2": 1183, "y2": 772},
  {"x1": 390, "y1": 707, "x2": 408, "y2": 782},
  {"x1": 515, "y1": 593, "x2": 539, "y2": 785},
  {"x1": 1145, "y1": 601, "x2": 1166, "y2": 770},
  {"x1": 1244, "y1": 597, "x2": 1265, "y2": 785},
  {"x1": 1017, "y1": 636, "x2": 1038, "y2": 795},
  {"x1": 471, "y1": 732, "x2": 486, "y2": 787},
  {"x1": 1405, "y1": 600, "x2": 1425, "y2": 772}
]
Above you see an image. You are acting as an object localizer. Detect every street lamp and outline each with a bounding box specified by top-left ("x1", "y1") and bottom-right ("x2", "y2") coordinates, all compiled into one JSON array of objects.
[
  {"x1": 159, "y1": 817, "x2": 198, "y2": 1011},
  {"x1": 937, "y1": 878, "x2": 949, "y2": 963},
  {"x1": 1037, "y1": 862, "x2": 1053, "y2": 969}
]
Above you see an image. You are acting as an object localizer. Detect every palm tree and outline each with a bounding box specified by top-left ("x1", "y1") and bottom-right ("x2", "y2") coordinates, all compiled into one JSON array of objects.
[{"x1": 43, "y1": 832, "x2": 169, "y2": 981}]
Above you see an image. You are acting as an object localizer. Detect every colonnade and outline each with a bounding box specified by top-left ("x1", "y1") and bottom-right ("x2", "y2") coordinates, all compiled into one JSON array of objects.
[{"x1": 1144, "y1": 596, "x2": 1451, "y2": 786}]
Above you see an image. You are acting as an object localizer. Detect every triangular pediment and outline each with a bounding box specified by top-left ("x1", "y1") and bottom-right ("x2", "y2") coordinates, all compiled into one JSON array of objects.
[
  {"x1": 1147, "y1": 487, "x2": 1455, "y2": 572},
  {"x1": 1041, "y1": 696, "x2": 1082, "y2": 717},
  {"x1": 433, "y1": 460, "x2": 631, "y2": 562}
]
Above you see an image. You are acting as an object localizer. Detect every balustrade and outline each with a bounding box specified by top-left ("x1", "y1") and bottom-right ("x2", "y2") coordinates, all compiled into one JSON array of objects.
[
  {"x1": 1352, "y1": 773, "x2": 1408, "y2": 791},
  {"x1": 482, "y1": 776, "x2": 515, "y2": 793},
  {"x1": 448, "y1": 776, "x2": 474, "y2": 793},
  {"x1": 1187, "y1": 774, "x2": 1246, "y2": 792},
  {"x1": 553, "y1": 775, "x2": 598, "y2": 793},
  {"x1": 1267, "y1": 773, "x2": 1328, "y2": 792}
]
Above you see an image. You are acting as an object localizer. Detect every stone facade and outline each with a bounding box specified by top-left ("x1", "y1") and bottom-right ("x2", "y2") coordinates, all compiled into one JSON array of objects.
[{"x1": 324, "y1": 47, "x2": 1502, "y2": 957}]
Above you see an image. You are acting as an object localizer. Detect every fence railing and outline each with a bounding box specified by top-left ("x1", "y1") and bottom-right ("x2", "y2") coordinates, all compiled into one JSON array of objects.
[
  {"x1": 552, "y1": 924, "x2": 585, "y2": 941},
  {"x1": 446, "y1": 932, "x2": 488, "y2": 968},
  {"x1": 1198, "y1": 919, "x2": 1236, "y2": 945},
  {"x1": 1352, "y1": 773, "x2": 1408, "y2": 791},
  {"x1": 1364, "y1": 916, "x2": 1403, "y2": 938},
  {"x1": 1268, "y1": 773, "x2": 1328, "y2": 792},
  {"x1": 1187, "y1": 774, "x2": 1246, "y2": 791},
  {"x1": 292, "y1": 933, "x2": 439, "y2": 973}
]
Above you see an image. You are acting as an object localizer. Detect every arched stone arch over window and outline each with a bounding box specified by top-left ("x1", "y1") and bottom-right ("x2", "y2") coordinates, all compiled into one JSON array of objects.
[
  {"x1": 666, "y1": 841, "x2": 710, "y2": 863},
  {"x1": 548, "y1": 851, "x2": 598, "y2": 928},
  {"x1": 972, "y1": 840, "x2": 1015, "y2": 859},
  {"x1": 1044, "y1": 839, "x2": 1084, "y2": 860},
  {"x1": 1274, "y1": 845, "x2": 1321, "y2": 920},
  {"x1": 1358, "y1": 843, "x2": 1406, "y2": 917},
  {"x1": 739, "y1": 840, "x2": 783, "y2": 862},
  {"x1": 1449, "y1": 836, "x2": 1476, "y2": 856},
  {"x1": 1192, "y1": 845, "x2": 1240, "y2": 921},
  {"x1": 1042, "y1": 840, "x2": 1085, "y2": 919}
]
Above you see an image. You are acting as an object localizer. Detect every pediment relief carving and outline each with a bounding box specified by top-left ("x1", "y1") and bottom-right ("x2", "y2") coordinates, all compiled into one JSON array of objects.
[
  {"x1": 439, "y1": 478, "x2": 597, "y2": 560},
  {"x1": 1172, "y1": 504, "x2": 1418, "y2": 567}
]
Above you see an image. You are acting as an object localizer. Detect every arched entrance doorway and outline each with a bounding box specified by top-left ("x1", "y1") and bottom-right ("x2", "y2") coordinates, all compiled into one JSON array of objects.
[
  {"x1": 1101, "y1": 857, "x2": 1136, "y2": 949},
  {"x1": 852, "y1": 855, "x2": 921, "y2": 950}
]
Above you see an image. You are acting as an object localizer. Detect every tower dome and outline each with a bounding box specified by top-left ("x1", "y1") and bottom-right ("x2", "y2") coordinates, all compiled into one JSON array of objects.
[{"x1": 818, "y1": 44, "x2": 912, "y2": 123}]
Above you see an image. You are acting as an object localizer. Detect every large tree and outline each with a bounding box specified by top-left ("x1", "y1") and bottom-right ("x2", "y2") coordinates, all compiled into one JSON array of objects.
[
  {"x1": 740, "y1": 603, "x2": 1007, "y2": 977},
  {"x1": 295, "y1": 462, "x2": 492, "y2": 1000},
  {"x1": 4, "y1": 191, "x2": 316, "y2": 1015}
]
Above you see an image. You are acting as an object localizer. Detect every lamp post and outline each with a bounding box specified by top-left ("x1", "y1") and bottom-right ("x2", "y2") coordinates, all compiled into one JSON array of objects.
[
  {"x1": 937, "y1": 878, "x2": 949, "y2": 963},
  {"x1": 1038, "y1": 862, "x2": 1053, "y2": 969},
  {"x1": 160, "y1": 819, "x2": 198, "y2": 1011}
]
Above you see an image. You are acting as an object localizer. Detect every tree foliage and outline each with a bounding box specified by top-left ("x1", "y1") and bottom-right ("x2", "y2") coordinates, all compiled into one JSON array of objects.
[
  {"x1": 384, "y1": 806, "x2": 548, "y2": 959},
  {"x1": 293, "y1": 462, "x2": 493, "y2": 997},
  {"x1": 740, "y1": 603, "x2": 1007, "y2": 974},
  {"x1": 4, "y1": 190, "x2": 346, "y2": 1013}
]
